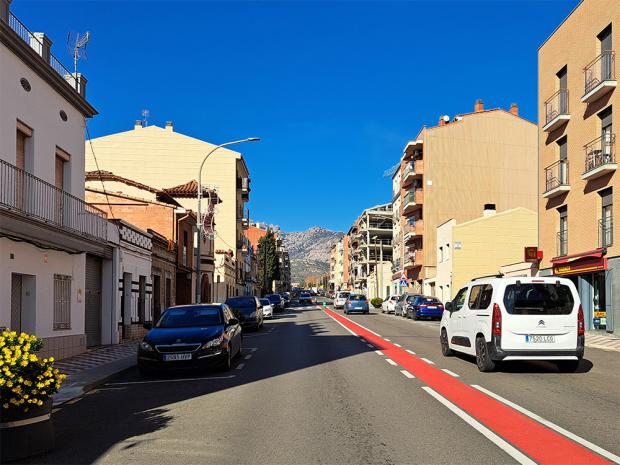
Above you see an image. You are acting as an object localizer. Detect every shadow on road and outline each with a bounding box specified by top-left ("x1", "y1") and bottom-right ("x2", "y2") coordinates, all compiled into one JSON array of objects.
[{"x1": 451, "y1": 351, "x2": 594, "y2": 374}]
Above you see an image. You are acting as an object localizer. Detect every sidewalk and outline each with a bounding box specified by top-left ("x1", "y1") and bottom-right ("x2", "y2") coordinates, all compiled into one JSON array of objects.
[
  {"x1": 585, "y1": 332, "x2": 620, "y2": 352},
  {"x1": 53, "y1": 341, "x2": 139, "y2": 405}
]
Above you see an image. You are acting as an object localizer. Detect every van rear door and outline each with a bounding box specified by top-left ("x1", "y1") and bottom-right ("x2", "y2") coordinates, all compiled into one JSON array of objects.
[{"x1": 500, "y1": 281, "x2": 578, "y2": 351}]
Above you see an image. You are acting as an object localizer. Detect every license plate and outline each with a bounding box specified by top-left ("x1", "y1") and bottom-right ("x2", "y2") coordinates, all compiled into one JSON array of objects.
[
  {"x1": 355, "y1": 306, "x2": 363, "y2": 309},
  {"x1": 163, "y1": 353, "x2": 192, "y2": 361},
  {"x1": 427, "y1": 306, "x2": 437, "y2": 310},
  {"x1": 525, "y1": 335, "x2": 555, "y2": 343}
]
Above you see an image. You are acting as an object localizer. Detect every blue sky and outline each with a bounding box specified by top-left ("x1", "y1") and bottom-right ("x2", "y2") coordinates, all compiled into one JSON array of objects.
[{"x1": 15, "y1": 0, "x2": 578, "y2": 233}]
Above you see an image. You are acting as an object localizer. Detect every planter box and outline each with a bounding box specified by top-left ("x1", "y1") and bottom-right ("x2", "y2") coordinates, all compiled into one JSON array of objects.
[{"x1": 0, "y1": 399, "x2": 54, "y2": 462}]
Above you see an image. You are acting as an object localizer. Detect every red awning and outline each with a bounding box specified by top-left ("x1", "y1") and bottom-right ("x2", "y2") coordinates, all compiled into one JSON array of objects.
[{"x1": 550, "y1": 248, "x2": 604, "y2": 265}]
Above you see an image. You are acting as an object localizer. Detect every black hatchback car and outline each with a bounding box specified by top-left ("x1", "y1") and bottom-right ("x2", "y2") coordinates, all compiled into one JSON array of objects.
[
  {"x1": 225, "y1": 296, "x2": 264, "y2": 330},
  {"x1": 137, "y1": 304, "x2": 242, "y2": 374}
]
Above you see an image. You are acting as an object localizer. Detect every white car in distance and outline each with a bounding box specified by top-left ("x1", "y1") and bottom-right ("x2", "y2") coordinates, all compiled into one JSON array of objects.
[
  {"x1": 381, "y1": 295, "x2": 399, "y2": 314},
  {"x1": 259, "y1": 298, "x2": 274, "y2": 319}
]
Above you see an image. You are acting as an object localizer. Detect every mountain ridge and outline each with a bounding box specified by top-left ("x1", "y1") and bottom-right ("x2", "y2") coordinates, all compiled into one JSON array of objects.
[{"x1": 282, "y1": 227, "x2": 344, "y2": 283}]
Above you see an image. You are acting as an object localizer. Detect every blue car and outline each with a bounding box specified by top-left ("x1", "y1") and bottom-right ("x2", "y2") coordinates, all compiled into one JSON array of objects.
[
  {"x1": 406, "y1": 296, "x2": 444, "y2": 320},
  {"x1": 344, "y1": 294, "x2": 369, "y2": 314}
]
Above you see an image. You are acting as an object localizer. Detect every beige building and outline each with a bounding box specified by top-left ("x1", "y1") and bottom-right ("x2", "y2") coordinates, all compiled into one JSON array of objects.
[
  {"x1": 392, "y1": 100, "x2": 538, "y2": 297},
  {"x1": 539, "y1": 0, "x2": 619, "y2": 333},
  {"x1": 329, "y1": 239, "x2": 346, "y2": 291},
  {"x1": 367, "y1": 262, "x2": 393, "y2": 300},
  {"x1": 435, "y1": 207, "x2": 537, "y2": 301},
  {"x1": 85, "y1": 122, "x2": 251, "y2": 301}
]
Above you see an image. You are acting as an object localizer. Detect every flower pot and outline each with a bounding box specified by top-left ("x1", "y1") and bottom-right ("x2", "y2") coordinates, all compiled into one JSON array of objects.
[{"x1": 0, "y1": 399, "x2": 54, "y2": 462}]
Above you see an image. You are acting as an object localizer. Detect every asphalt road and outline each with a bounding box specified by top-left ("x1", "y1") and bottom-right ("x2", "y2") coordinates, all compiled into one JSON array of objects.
[{"x1": 22, "y1": 302, "x2": 620, "y2": 465}]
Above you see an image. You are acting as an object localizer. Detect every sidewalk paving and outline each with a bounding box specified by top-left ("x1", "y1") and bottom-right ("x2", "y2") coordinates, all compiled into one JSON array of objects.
[
  {"x1": 53, "y1": 341, "x2": 138, "y2": 406},
  {"x1": 585, "y1": 332, "x2": 620, "y2": 352}
]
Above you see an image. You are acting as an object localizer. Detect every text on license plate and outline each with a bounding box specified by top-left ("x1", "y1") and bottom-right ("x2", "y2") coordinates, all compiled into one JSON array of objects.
[
  {"x1": 163, "y1": 353, "x2": 192, "y2": 361},
  {"x1": 525, "y1": 335, "x2": 555, "y2": 343},
  {"x1": 355, "y1": 307, "x2": 363, "y2": 309}
]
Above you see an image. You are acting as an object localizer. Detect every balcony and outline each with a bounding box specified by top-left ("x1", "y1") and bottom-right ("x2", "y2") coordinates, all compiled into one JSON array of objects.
[
  {"x1": 600, "y1": 217, "x2": 613, "y2": 249},
  {"x1": 403, "y1": 219, "x2": 424, "y2": 243},
  {"x1": 0, "y1": 159, "x2": 108, "y2": 242},
  {"x1": 241, "y1": 217, "x2": 249, "y2": 229},
  {"x1": 403, "y1": 188, "x2": 423, "y2": 215},
  {"x1": 404, "y1": 249, "x2": 423, "y2": 269},
  {"x1": 402, "y1": 163, "x2": 415, "y2": 186},
  {"x1": 582, "y1": 134, "x2": 616, "y2": 181},
  {"x1": 557, "y1": 230, "x2": 568, "y2": 257},
  {"x1": 543, "y1": 160, "x2": 570, "y2": 198},
  {"x1": 543, "y1": 89, "x2": 570, "y2": 132},
  {"x1": 238, "y1": 177, "x2": 250, "y2": 201},
  {"x1": 582, "y1": 51, "x2": 616, "y2": 103}
]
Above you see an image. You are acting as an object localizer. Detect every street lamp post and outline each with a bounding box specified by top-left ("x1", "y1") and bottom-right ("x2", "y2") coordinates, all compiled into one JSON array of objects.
[{"x1": 195, "y1": 137, "x2": 260, "y2": 304}]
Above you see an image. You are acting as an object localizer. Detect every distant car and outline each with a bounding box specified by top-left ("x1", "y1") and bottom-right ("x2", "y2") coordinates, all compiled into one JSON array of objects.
[
  {"x1": 138, "y1": 303, "x2": 242, "y2": 374},
  {"x1": 225, "y1": 296, "x2": 264, "y2": 330},
  {"x1": 280, "y1": 293, "x2": 291, "y2": 308},
  {"x1": 394, "y1": 293, "x2": 421, "y2": 317},
  {"x1": 299, "y1": 292, "x2": 314, "y2": 305},
  {"x1": 259, "y1": 298, "x2": 274, "y2": 319},
  {"x1": 265, "y1": 294, "x2": 284, "y2": 312},
  {"x1": 381, "y1": 295, "x2": 399, "y2": 314},
  {"x1": 344, "y1": 294, "x2": 369, "y2": 314},
  {"x1": 406, "y1": 296, "x2": 444, "y2": 320},
  {"x1": 334, "y1": 291, "x2": 351, "y2": 309}
]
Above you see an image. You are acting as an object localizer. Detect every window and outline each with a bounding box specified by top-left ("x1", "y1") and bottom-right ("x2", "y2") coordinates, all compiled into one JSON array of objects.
[
  {"x1": 557, "y1": 66, "x2": 568, "y2": 115},
  {"x1": 183, "y1": 230, "x2": 188, "y2": 266},
  {"x1": 468, "y1": 284, "x2": 493, "y2": 310},
  {"x1": 598, "y1": 25, "x2": 613, "y2": 81},
  {"x1": 439, "y1": 246, "x2": 444, "y2": 263},
  {"x1": 558, "y1": 206, "x2": 568, "y2": 256},
  {"x1": 452, "y1": 288, "x2": 468, "y2": 311},
  {"x1": 138, "y1": 276, "x2": 146, "y2": 322},
  {"x1": 445, "y1": 244, "x2": 450, "y2": 260},
  {"x1": 558, "y1": 137, "x2": 568, "y2": 185},
  {"x1": 53, "y1": 274, "x2": 71, "y2": 329},
  {"x1": 599, "y1": 106, "x2": 613, "y2": 161},
  {"x1": 503, "y1": 283, "x2": 574, "y2": 315},
  {"x1": 601, "y1": 187, "x2": 613, "y2": 247}
]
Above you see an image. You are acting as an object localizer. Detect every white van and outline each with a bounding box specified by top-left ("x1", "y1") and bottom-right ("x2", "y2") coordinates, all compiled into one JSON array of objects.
[
  {"x1": 440, "y1": 277, "x2": 584, "y2": 372},
  {"x1": 334, "y1": 291, "x2": 351, "y2": 309}
]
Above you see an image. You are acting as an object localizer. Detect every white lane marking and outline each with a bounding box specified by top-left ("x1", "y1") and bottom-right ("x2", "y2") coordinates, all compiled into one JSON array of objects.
[
  {"x1": 327, "y1": 313, "x2": 360, "y2": 336},
  {"x1": 441, "y1": 368, "x2": 460, "y2": 378},
  {"x1": 471, "y1": 385, "x2": 620, "y2": 464},
  {"x1": 375, "y1": 350, "x2": 384, "y2": 355},
  {"x1": 405, "y1": 349, "x2": 416, "y2": 355},
  {"x1": 384, "y1": 338, "x2": 391, "y2": 341},
  {"x1": 385, "y1": 358, "x2": 398, "y2": 366},
  {"x1": 421, "y1": 357, "x2": 435, "y2": 365},
  {"x1": 366, "y1": 343, "x2": 375, "y2": 349},
  {"x1": 244, "y1": 354, "x2": 253, "y2": 360},
  {"x1": 393, "y1": 343, "x2": 402, "y2": 347},
  {"x1": 400, "y1": 370, "x2": 415, "y2": 379},
  {"x1": 236, "y1": 363, "x2": 245, "y2": 370},
  {"x1": 330, "y1": 311, "x2": 382, "y2": 337},
  {"x1": 107, "y1": 375, "x2": 235, "y2": 386},
  {"x1": 422, "y1": 387, "x2": 536, "y2": 465}
]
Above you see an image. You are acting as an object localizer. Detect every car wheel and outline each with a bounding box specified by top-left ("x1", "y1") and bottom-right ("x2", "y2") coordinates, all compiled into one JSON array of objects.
[
  {"x1": 475, "y1": 336, "x2": 496, "y2": 372},
  {"x1": 556, "y1": 360, "x2": 580, "y2": 373},
  {"x1": 440, "y1": 328, "x2": 453, "y2": 356},
  {"x1": 344, "y1": 310, "x2": 348, "y2": 314}
]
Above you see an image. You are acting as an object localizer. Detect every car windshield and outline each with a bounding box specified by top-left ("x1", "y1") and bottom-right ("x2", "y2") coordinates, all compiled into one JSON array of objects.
[
  {"x1": 156, "y1": 306, "x2": 222, "y2": 328},
  {"x1": 260, "y1": 299, "x2": 270, "y2": 306},
  {"x1": 350, "y1": 294, "x2": 366, "y2": 301},
  {"x1": 225, "y1": 298, "x2": 257, "y2": 316},
  {"x1": 338, "y1": 292, "x2": 350, "y2": 298},
  {"x1": 503, "y1": 283, "x2": 574, "y2": 315}
]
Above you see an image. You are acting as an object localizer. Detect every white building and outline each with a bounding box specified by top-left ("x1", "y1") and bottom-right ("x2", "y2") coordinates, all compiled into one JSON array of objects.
[{"x1": 0, "y1": 1, "x2": 110, "y2": 359}]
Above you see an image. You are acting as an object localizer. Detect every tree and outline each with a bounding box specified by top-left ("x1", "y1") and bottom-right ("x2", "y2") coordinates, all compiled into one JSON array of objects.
[{"x1": 258, "y1": 230, "x2": 279, "y2": 296}]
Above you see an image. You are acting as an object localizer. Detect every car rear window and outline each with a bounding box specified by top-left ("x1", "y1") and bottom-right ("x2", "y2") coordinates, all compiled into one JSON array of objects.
[
  {"x1": 350, "y1": 294, "x2": 366, "y2": 300},
  {"x1": 503, "y1": 283, "x2": 574, "y2": 315},
  {"x1": 417, "y1": 297, "x2": 441, "y2": 305},
  {"x1": 259, "y1": 299, "x2": 270, "y2": 306},
  {"x1": 338, "y1": 292, "x2": 350, "y2": 298},
  {"x1": 226, "y1": 297, "x2": 256, "y2": 307}
]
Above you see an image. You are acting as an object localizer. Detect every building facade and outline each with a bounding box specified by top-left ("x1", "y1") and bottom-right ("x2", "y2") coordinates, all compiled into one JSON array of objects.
[{"x1": 539, "y1": 0, "x2": 619, "y2": 333}]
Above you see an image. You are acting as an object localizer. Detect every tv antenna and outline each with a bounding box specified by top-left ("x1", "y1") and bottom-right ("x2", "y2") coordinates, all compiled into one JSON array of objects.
[
  {"x1": 383, "y1": 162, "x2": 400, "y2": 177},
  {"x1": 67, "y1": 31, "x2": 90, "y2": 76},
  {"x1": 141, "y1": 109, "x2": 150, "y2": 127}
]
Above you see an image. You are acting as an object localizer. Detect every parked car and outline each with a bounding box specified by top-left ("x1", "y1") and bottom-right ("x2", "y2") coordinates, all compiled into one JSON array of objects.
[
  {"x1": 406, "y1": 296, "x2": 444, "y2": 320},
  {"x1": 394, "y1": 293, "x2": 421, "y2": 317},
  {"x1": 138, "y1": 303, "x2": 243, "y2": 374},
  {"x1": 265, "y1": 294, "x2": 284, "y2": 312},
  {"x1": 334, "y1": 291, "x2": 351, "y2": 309},
  {"x1": 440, "y1": 277, "x2": 584, "y2": 372},
  {"x1": 259, "y1": 298, "x2": 274, "y2": 319},
  {"x1": 299, "y1": 291, "x2": 313, "y2": 305},
  {"x1": 225, "y1": 296, "x2": 264, "y2": 330},
  {"x1": 280, "y1": 293, "x2": 291, "y2": 308},
  {"x1": 381, "y1": 295, "x2": 399, "y2": 314},
  {"x1": 344, "y1": 294, "x2": 369, "y2": 314}
]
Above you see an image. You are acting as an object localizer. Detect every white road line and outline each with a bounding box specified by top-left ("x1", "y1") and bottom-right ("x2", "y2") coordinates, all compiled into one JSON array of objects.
[
  {"x1": 421, "y1": 357, "x2": 435, "y2": 365},
  {"x1": 107, "y1": 375, "x2": 235, "y2": 386},
  {"x1": 441, "y1": 368, "x2": 460, "y2": 378},
  {"x1": 366, "y1": 343, "x2": 375, "y2": 349},
  {"x1": 400, "y1": 370, "x2": 415, "y2": 379},
  {"x1": 405, "y1": 349, "x2": 416, "y2": 355},
  {"x1": 384, "y1": 338, "x2": 391, "y2": 341},
  {"x1": 422, "y1": 387, "x2": 536, "y2": 465},
  {"x1": 330, "y1": 311, "x2": 382, "y2": 337},
  {"x1": 375, "y1": 350, "x2": 384, "y2": 355},
  {"x1": 327, "y1": 313, "x2": 360, "y2": 336},
  {"x1": 236, "y1": 363, "x2": 245, "y2": 370},
  {"x1": 471, "y1": 385, "x2": 620, "y2": 464},
  {"x1": 385, "y1": 358, "x2": 398, "y2": 366},
  {"x1": 393, "y1": 343, "x2": 402, "y2": 347},
  {"x1": 244, "y1": 354, "x2": 253, "y2": 360}
]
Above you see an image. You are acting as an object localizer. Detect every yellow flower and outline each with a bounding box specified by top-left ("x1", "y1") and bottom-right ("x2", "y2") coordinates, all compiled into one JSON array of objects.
[{"x1": 37, "y1": 400, "x2": 43, "y2": 406}]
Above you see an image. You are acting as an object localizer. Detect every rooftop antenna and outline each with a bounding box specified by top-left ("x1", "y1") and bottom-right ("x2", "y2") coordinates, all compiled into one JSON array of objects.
[
  {"x1": 67, "y1": 31, "x2": 90, "y2": 77},
  {"x1": 383, "y1": 162, "x2": 400, "y2": 177},
  {"x1": 141, "y1": 109, "x2": 150, "y2": 127}
]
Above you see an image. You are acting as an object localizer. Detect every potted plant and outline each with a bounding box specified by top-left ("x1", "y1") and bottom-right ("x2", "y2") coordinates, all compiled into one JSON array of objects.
[
  {"x1": 0, "y1": 330, "x2": 66, "y2": 462},
  {"x1": 370, "y1": 298, "x2": 383, "y2": 309}
]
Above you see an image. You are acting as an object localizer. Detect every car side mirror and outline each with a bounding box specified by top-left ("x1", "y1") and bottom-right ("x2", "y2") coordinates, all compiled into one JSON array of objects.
[
  {"x1": 445, "y1": 301, "x2": 453, "y2": 312},
  {"x1": 143, "y1": 322, "x2": 153, "y2": 330},
  {"x1": 228, "y1": 318, "x2": 239, "y2": 326}
]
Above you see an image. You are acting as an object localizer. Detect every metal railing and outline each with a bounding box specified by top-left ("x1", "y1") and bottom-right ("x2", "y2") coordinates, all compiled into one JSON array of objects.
[
  {"x1": 404, "y1": 191, "x2": 416, "y2": 205},
  {"x1": 544, "y1": 159, "x2": 569, "y2": 192},
  {"x1": 544, "y1": 89, "x2": 569, "y2": 125},
  {"x1": 0, "y1": 159, "x2": 107, "y2": 241},
  {"x1": 584, "y1": 50, "x2": 615, "y2": 95},
  {"x1": 557, "y1": 230, "x2": 568, "y2": 257},
  {"x1": 584, "y1": 134, "x2": 616, "y2": 174},
  {"x1": 402, "y1": 162, "x2": 414, "y2": 178},
  {"x1": 368, "y1": 223, "x2": 392, "y2": 230},
  {"x1": 8, "y1": 12, "x2": 78, "y2": 91},
  {"x1": 600, "y1": 217, "x2": 613, "y2": 248}
]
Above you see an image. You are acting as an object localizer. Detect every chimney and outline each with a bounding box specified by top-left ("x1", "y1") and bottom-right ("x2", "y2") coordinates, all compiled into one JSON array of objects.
[
  {"x1": 438, "y1": 115, "x2": 449, "y2": 127},
  {"x1": 509, "y1": 103, "x2": 519, "y2": 116},
  {"x1": 165, "y1": 121, "x2": 174, "y2": 132},
  {"x1": 134, "y1": 120, "x2": 143, "y2": 130},
  {"x1": 31, "y1": 32, "x2": 52, "y2": 64},
  {"x1": 475, "y1": 99, "x2": 484, "y2": 113},
  {"x1": 483, "y1": 203, "x2": 496, "y2": 217}
]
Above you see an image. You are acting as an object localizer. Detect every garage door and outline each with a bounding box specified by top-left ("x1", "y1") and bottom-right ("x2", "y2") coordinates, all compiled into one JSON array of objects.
[{"x1": 85, "y1": 255, "x2": 102, "y2": 347}]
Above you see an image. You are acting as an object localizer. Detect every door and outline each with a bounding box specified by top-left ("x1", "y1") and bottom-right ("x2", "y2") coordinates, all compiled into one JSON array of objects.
[
  {"x1": 600, "y1": 107, "x2": 612, "y2": 162},
  {"x1": 462, "y1": 283, "x2": 494, "y2": 354},
  {"x1": 599, "y1": 25, "x2": 612, "y2": 81},
  {"x1": 11, "y1": 274, "x2": 22, "y2": 332},
  {"x1": 85, "y1": 255, "x2": 102, "y2": 347},
  {"x1": 447, "y1": 287, "x2": 469, "y2": 349},
  {"x1": 153, "y1": 275, "x2": 162, "y2": 322}
]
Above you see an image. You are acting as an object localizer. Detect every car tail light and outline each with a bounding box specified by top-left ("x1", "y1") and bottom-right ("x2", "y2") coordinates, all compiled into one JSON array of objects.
[
  {"x1": 492, "y1": 303, "x2": 502, "y2": 336},
  {"x1": 419, "y1": 304, "x2": 427, "y2": 308},
  {"x1": 577, "y1": 304, "x2": 585, "y2": 336}
]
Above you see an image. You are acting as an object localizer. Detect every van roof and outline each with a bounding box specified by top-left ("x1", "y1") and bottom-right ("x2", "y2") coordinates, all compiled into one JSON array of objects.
[{"x1": 467, "y1": 276, "x2": 573, "y2": 286}]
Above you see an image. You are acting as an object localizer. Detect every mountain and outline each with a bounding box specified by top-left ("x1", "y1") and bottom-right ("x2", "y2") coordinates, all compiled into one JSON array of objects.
[{"x1": 282, "y1": 227, "x2": 344, "y2": 283}]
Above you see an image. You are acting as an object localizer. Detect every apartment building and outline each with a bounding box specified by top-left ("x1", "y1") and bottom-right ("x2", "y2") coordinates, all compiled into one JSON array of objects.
[
  {"x1": 394, "y1": 100, "x2": 538, "y2": 297},
  {"x1": 84, "y1": 121, "x2": 252, "y2": 300},
  {"x1": 329, "y1": 239, "x2": 346, "y2": 291},
  {"x1": 347, "y1": 203, "x2": 393, "y2": 292},
  {"x1": 390, "y1": 166, "x2": 404, "y2": 295},
  {"x1": 539, "y1": 0, "x2": 619, "y2": 333},
  {"x1": 0, "y1": 2, "x2": 112, "y2": 359}
]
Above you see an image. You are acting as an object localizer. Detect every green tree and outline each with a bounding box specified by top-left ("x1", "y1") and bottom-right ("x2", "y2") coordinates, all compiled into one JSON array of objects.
[{"x1": 258, "y1": 230, "x2": 279, "y2": 295}]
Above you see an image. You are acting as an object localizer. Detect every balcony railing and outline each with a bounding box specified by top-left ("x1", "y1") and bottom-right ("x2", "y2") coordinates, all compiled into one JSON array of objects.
[
  {"x1": 0, "y1": 159, "x2": 108, "y2": 241},
  {"x1": 600, "y1": 217, "x2": 613, "y2": 248},
  {"x1": 544, "y1": 89, "x2": 569, "y2": 129},
  {"x1": 557, "y1": 230, "x2": 568, "y2": 257},
  {"x1": 583, "y1": 134, "x2": 616, "y2": 177},
  {"x1": 584, "y1": 51, "x2": 615, "y2": 97},
  {"x1": 8, "y1": 12, "x2": 79, "y2": 91},
  {"x1": 544, "y1": 160, "x2": 569, "y2": 197}
]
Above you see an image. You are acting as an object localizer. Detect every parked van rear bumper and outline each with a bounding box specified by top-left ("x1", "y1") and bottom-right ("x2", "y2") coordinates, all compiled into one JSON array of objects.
[{"x1": 488, "y1": 335, "x2": 584, "y2": 361}]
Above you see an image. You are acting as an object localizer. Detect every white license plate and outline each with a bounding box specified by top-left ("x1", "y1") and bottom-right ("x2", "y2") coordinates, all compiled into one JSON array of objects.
[
  {"x1": 355, "y1": 306, "x2": 363, "y2": 309},
  {"x1": 163, "y1": 353, "x2": 192, "y2": 361},
  {"x1": 525, "y1": 335, "x2": 555, "y2": 343},
  {"x1": 427, "y1": 306, "x2": 437, "y2": 310}
]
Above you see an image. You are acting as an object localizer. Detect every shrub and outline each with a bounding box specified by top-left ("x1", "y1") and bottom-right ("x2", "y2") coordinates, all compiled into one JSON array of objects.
[
  {"x1": 370, "y1": 298, "x2": 383, "y2": 308},
  {"x1": 0, "y1": 330, "x2": 66, "y2": 414}
]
